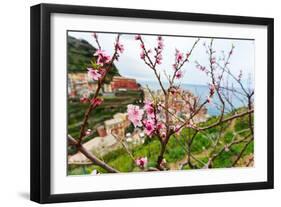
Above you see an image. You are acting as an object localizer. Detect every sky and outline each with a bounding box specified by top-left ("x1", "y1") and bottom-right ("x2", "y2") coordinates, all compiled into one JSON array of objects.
[{"x1": 68, "y1": 31, "x2": 255, "y2": 87}]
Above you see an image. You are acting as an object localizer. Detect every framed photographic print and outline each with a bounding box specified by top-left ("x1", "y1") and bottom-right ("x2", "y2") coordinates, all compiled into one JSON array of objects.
[{"x1": 30, "y1": 3, "x2": 274, "y2": 203}]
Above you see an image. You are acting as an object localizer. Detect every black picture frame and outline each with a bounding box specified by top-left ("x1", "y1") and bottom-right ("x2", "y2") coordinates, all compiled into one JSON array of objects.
[{"x1": 30, "y1": 3, "x2": 274, "y2": 204}]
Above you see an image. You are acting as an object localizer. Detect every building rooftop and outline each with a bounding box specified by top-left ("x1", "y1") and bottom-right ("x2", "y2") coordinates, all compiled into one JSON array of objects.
[
  {"x1": 104, "y1": 118, "x2": 123, "y2": 126},
  {"x1": 112, "y1": 76, "x2": 136, "y2": 81}
]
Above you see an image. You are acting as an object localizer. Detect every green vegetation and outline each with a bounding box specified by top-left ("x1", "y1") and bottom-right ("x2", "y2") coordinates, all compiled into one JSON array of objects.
[
  {"x1": 68, "y1": 108, "x2": 254, "y2": 175},
  {"x1": 67, "y1": 35, "x2": 119, "y2": 83}
]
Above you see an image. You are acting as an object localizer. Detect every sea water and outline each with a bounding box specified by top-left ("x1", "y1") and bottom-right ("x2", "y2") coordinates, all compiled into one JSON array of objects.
[{"x1": 138, "y1": 80, "x2": 250, "y2": 116}]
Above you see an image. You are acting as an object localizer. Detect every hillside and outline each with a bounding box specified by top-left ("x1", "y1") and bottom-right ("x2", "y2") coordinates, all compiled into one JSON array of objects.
[{"x1": 67, "y1": 35, "x2": 120, "y2": 83}]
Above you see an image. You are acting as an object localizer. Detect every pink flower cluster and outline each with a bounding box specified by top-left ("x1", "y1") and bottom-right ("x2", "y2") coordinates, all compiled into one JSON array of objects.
[
  {"x1": 207, "y1": 84, "x2": 216, "y2": 103},
  {"x1": 127, "y1": 104, "x2": 144, "y2": 127},
  {"x1": 175, "y1": 49, "x2": 183, "y2": 63},
  {"x1": 134, "y1": 34, "x2": 141, "y2": 40},
  {"x1": 172, "y1": 49, "x2": 188, "y2": 79},
  {"x1": 80, "y1": 94, "x2": 90, "y2": 103},
  {"x1": 91, "y1": 97, "x2": 103, "y2": 108},
  {"x1": 113, "y1": 37, "x2": 125, "y2": 61},
  {"x1": 143, "y1": 119, "x2": 155, "y2": 137},
  {"x1": 135, "y1": 35, "x2": 164, "y2": 65},
  {"x1": 155, "y1": 36, "x2": 164, "y2": 64},
  {"x1": 175, "y1": 70, "x2": 183, "y2": 79},
  {"x1": 127, "y1": 100, "x2": 169, "y2": 138},
  {"x1": 135, "y1": 157, "x2": 148, "y2": 168},
  {"x1": 79, "y1": 95, "x2": 103, "y2": 108},
  {"x1": 144, "y1": 100, "x2": 155, "y2": 118},
  {"x1": 115, "y1": 41, "x2": 124, "y2": 54},
  {"x1": 94, "y1": 49, "x2": 111, "y2": 66},
  {"x1": 143, "y1": 100, "x2": 160, "y2": 137},
  {"x1": 87, "y1": 68, "x2": 102, "y2": 81}
]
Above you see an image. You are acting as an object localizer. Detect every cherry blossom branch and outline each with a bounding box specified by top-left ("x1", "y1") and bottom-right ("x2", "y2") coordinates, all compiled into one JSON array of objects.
[
  {"x1": 169, "y1": 38, "x2": 200, "y2": 86},
  {"x1": 198, "y1": 109, "x2": 254, "y2": 131},
  {"x1": 126, "y1": 37, "x2": 254, "y2": 171},
  {"x1": 137, "y1": 35, "x2": 167, "y2": 95},
  {"x1": 68, "y1": 135, "x2": 119, "y2": 173},
  {"x1": 78, "y1": 35, "x2": 122, "y2": 144}
]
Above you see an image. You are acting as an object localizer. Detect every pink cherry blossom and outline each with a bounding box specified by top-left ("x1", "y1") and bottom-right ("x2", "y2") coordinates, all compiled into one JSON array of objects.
[
  {"x1": 156, "y1": 57, "x2": 162, "y2": 65},
  {"x1": 172, "y1": 63, "x2": 177, "y2": 70},
  {"x1": 174, "y1": 124, "x2": 182, "y2": 135},
  {"x1": 156, "y1": 54, "x2": 163, "y2": 65},
  {"x1": 211, "y1": 57, "x2": 216, "y2": 64},
  {"x1": 115, "y1": 41, "x2": 124, "y2": 53},
  {"x1": 140, "y1": 50, "x2": 145, "y2": 59},
  {"x1": 209, "y1": 84, "x2": 215, "y2": 97},
  {"x1": 157, "y1": 36, "x2": 163, "y2": 41},
  {"x1": 197, "y1": 65, "x2": 206, "y2": 72},
  {"x1": 135, "y1": 157, "x2": 148, "y2": 168},
  {"x1": 135, "y1": 34, "x2": 141, "y2": 40},
  {"x1": 143, "y1": 119, "x2": 155, "y2": 137},
  {"x1": 98, "y1": 68, "x2": 107, "y2": 79},
  {"x1": 80, "y1": 94, "x2": 89, "y2": 103},
  {"x1": 127, "y1": 104, "x2": 144, "y2": 127},
  {"x1": 91, "y1": 97, "x2": 103, "y2": 108},
  {"x1": 157, "y1": 36, "x2": 164, "y2": 50},
  {"x1": 87, "y1": 68, "x2": 102, "y2": 81},
  {"x1": 158, "y1": 41, "x2": 164, "y2": 50},
  {"x1": 94, "y1": 49, "x2": 111, "y2": 65},
  {"x1": 157, "y1": 122, "x2": 165, "y2": 130},
  {"x1": 144, "y1": 100, "x2": 155, "y2": 118},
  {"x1": 175, "y1": 49, "x2": 183, "y2": 62},
  {"x1": 175, "y1": 70, "x2": 183, "y2": 79}
]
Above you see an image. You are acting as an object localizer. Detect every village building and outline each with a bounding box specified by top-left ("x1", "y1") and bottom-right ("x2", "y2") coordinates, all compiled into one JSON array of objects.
[
  {"x1": 111, "y1": 76, "x2": 139, "y2": 91},
  {"x1": 68, "y1": 74, "x2": 139, "y2": 98},
  {"x1": 104, "y1": 113, "x2": 130, "y2": 140},
  {"x1": 68, "y1": 72, "x2": 98, "y2": 98},
  {"x1": 103, "y1": 83, "x2": 112, "y2": 93}
]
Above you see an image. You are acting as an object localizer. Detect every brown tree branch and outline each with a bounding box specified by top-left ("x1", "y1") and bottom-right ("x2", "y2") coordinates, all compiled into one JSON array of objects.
[
  {"x1": 68, "y1": 135, "x2": 119, "y2": 173},
  {"x1": 77, "y1": 35, "x2": 121, "y2": 144},
  {"x1": 198, "y1": 109, "x2": 254, "y2": 131},
  {"x1": 232, "y1": 137, "x2": 254, "y2": 167}
]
